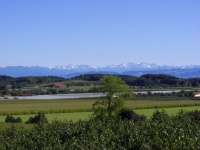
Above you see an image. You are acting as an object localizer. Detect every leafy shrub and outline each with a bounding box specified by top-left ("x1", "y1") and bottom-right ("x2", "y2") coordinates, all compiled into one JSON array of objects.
[
  {"x1": 5, "y1": 115, "x2": 15, "y2": 123},
  {"x1": 118, "y1": 109, "x2": 146, "y2": 121},
  {"x1": 15, "y1": 117, "x2": 23, "y2": 123},
  {"x1": 1, "y1": 113, "x2": 199, "y2": 149},
  {"x1": 5, "y1": 115, "x2": 23, "y2": 123},
  {"x1": 0, "y1": 109, "x2": 200, "y2": 149},
  {"x1": 25, "y1": 112, "x2": 48, "y2": 124},
  {"x1": 188, "y1": 110, "x2": 200, "y2": 122},
  {"x1": 151, "y1": 109, "x2": 170, "y2": 122}
]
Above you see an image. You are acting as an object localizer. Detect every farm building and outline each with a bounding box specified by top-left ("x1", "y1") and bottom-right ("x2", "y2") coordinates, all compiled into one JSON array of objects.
[
  {"x1": 54, "y1": 83, "x2": 64, "y2": 88},
  {"x1": 4, "y1": 94, "x2": 12, "y2": 99},
  {"x1": 192, "y1": 92, "x2": 200, "y2": 98},
  {"x1": 6, "y1": 84, "x2": 13, "y2": 89},
  {"x1": 20, "y1": 93, "x2": 32, "y2": 96}
]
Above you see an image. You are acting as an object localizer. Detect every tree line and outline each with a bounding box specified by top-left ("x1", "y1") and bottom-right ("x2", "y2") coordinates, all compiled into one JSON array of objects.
[
  {"x1": 1, "y1": 74, "x2": 200, "y2": 88},
  {"x1": 73, "y1": 73, "x2": 200, "y2": 87},
  {"x1": 0, "y1": 75, "x2": 65, "y2": 88},
  {"x1": 1, "y1": 74, "x2": 200, "y2": 97}
]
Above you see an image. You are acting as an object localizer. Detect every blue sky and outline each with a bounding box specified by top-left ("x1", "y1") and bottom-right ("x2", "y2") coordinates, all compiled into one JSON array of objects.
[{"x1": 0, "y1": 0, "x2": 199, "y2": 67}]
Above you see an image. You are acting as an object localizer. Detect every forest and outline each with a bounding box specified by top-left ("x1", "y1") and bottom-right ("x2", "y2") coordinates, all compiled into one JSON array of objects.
[
  {"x1": 1, "y1": 73, "x2": 200, "y2": 88},
  {"x1": 1, "y1": 74, "x2": 200, "y2": 97},
  {"x1": 73, "y1": 73, "x2": 200, "y2": 87}
]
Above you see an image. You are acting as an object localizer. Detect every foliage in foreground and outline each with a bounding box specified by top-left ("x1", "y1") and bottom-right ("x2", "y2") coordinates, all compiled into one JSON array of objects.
[{"x1": 0, "y1": 110, "x2": 199, "y2": 149}]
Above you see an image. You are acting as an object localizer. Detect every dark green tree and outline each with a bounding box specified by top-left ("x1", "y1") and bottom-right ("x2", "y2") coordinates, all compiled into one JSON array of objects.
[
  {"x1": 93, "y1": 75, "x2": 132, "y2": 118},
  {"x1": 25, "y1": 113, "x2": 48, "y2": 124},
  {"x1": 5, "y1": 115, "x2": 23, "y2": 123}
]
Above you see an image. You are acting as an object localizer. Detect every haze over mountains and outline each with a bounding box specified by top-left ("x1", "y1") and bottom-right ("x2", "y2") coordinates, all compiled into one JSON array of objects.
[{"x1": 0, "y1": 62, "x2": 200, "y2": 78}]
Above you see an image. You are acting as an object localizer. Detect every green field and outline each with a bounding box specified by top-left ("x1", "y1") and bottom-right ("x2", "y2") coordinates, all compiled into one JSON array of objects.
[
  {"x1": 0, "y1": 97, "x2": 200, "y2": 114},
  {"x1": 0, "y1": 97, "x2": 200, "y2": 125},
  {"x1": 0, "y1": 106, "x2": 200, "y2": 123},
  {"x1": 0, "y1": 97, "x2": 200, "y2": 131}
]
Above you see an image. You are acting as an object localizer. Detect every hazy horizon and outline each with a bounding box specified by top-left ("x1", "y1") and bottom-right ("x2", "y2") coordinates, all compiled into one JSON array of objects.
[{"x1": 1, "y1": 61, "x2": 200, "y2": 68}]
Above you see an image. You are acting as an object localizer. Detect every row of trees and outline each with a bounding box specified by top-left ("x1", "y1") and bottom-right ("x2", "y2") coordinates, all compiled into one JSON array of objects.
[
  {"x1": 1, "y1": 74, "x2": 200, "y2": 91},
  {"x1": 74, "y1": 73, "x2": 200, "y2": 87},
  {"x1": 0, "y1": 75, "x2": 65, "y2": 88},
  {"x1": 0, "y1": 88, "x2": 88, "y2": 97},
  {"x1": 135, "y1": 90, "x2": 195, "y2": 98},
  {"x1": 0, "y1": 75, "x2": 198, "y2": 97}
]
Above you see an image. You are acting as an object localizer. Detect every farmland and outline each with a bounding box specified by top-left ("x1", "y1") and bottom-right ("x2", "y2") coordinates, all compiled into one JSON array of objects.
[
  {"x1": 0, "y1": 97, "x2": 200, "y2": 114},
  {"x1": 0, "y1": 74, "x2": 200, "y2": 149},
  {"x1": 0, "y1": 97, "x2": 200, "y2": 123},
  {"x1": 0, "y1": 106, "x2": 200, "y2": 124}
]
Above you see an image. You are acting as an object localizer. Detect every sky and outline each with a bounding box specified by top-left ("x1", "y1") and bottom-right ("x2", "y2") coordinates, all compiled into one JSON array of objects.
[{"x1": 0, "y1": 0, "x2": 200, "y2": 67}]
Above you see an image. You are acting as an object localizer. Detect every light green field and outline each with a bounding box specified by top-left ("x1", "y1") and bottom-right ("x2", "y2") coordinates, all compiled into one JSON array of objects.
[
  {"x1": 134, "y1": 106, "x2": 200, "y2": 118},
  {"x1": 0, "y1": 97, "x2": 200, "y2": 126},
  {"x1": 0, "y1": 98, "x2": 200, "y2": 114},
  {"x1": 0, "y1": 112, "x2": 92, "y2": 123},
  {"x1": 0, "y1": 106, "x2": 199, "y2": 123}
]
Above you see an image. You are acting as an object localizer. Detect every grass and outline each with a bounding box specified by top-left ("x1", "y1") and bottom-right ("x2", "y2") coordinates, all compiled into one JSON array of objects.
[
  {"x1": 0, "y1": 97, "x2": 200, "y2": 128},
  {"x1": 134, "y1": 106, "x2": 200, "y2": 118},
  {"x1": 0, "y1": 97, "x2": 200, "y2": 115},
  {"x1": 125, "y1": 98, "x2": 200, "y2": 109},
  {"x1": 0, "y1": 106, "x2": 199, "y2": 130},
  {"x1": 0, "y1": 112, "x2": 92, "y2": 123},
  {"x1": 0, "y1": 106, "x2": 200, "y2": 123},
  {"x1": 0, "y1": 99, "x2": 95, "y2": 112}
]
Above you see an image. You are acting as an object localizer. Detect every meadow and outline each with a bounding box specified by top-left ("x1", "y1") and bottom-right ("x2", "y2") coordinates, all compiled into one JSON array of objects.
[
  {"x1": 0, "y1": 109, "x2": 199, "y2": 149},
  {"x1": 0, "y1": 106, "x2": 200, "y2": 123},
  {"x1": 0, "y1": 97, "x2": 200, "y2": 124},
  {"x1": 0, "y1": 92, "x2": 200, "y2": 148}
]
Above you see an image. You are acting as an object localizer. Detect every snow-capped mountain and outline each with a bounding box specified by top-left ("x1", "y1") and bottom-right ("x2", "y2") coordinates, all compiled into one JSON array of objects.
[
  {"x1": 53, "y1": 62, "x2": 200, "y2": 73},
  {"x1": 53, "y1": 62, "x2": 160, "y2": 72},
  {"x1": 54, "y1": 65, "x2": 100, "y2": 71},
  {"x1": 0, "y1": 62, "x2": 200, "y2": 78}
]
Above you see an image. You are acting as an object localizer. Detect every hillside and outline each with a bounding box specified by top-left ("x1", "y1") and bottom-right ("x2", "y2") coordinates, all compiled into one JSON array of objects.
[
  {"x1": 0, "y1": 75, "x2": 65, "y2": 88},
  {"x1": 73, "y1": 74, "x2": 199, "y2": 87},
  {"x1": 1, "y1": 74, "x2": 200, "y2": 88}
]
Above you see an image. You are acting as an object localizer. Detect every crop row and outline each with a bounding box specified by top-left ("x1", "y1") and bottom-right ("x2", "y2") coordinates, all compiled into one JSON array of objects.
[{"x1": 0, "y1": 103, "x2": 200, "y2": 116}]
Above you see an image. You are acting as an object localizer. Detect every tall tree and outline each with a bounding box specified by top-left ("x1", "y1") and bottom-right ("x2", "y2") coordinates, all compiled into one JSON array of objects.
[{"x1": 93, "y1": 75, "x2": 132, "y2": 118}]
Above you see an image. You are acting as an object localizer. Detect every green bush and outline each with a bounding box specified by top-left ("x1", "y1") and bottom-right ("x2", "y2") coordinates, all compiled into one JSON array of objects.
[
  {"x1": 15, "y1": 117, "x2": 23, "y2": 123},
  {"x1": 0, "y1": 110, "x2": 199, "y2": 149},
  {"x1": 188, "y1": 110, "x2": 200, "y2": 123},
  {"x1": 25, "y1": 112, "x2": 48, "y2": 124},
  {"x1": 151, "y1": 109, "x2": 170, "y2": 122},
  {"x1": 118, "y1": 109, "x2": 146, "y2": 121},
  {"x1": 5, "y1": 115, "x2": 23, "y2": 123},
  {"x1": 5, "y1": 115, "x2": 15, "y2": 123}
]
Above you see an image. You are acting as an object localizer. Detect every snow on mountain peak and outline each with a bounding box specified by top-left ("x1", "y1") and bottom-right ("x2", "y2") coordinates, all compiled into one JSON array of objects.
[
  {"x1": 51, "y1": 62, "x2": 200, "y2": 73},
  {"x1": 1, "y1": 62, "x2": 200, "y2": 78}
]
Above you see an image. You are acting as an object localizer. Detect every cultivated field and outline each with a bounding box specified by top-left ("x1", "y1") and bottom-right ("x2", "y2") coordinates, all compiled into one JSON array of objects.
[
  {"x1": 0, "y1": 106, "x2": 200, "y2": 123},
  {"x1": 0, "y1": 97, "x2": 200, "y2": 124},
  {"x1": 0, "y1": 97, "x2": 200, "y2": 113}
]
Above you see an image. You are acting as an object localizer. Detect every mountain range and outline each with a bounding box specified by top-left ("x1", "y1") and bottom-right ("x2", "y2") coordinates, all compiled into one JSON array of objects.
[{"x1": 0, "y1": 62, "x2": 200, "y2": 78}]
